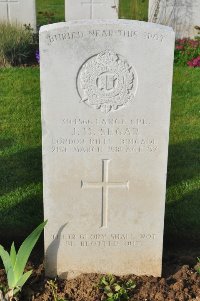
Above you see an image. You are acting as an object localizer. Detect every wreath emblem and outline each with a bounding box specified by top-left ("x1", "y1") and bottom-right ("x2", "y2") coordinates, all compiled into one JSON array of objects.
[{"x1": 77, "y1": 50, "x2": 137, "y2": 113}]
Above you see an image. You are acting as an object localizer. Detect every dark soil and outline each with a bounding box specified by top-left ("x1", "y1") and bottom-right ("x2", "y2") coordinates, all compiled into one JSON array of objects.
[{"x1": 0, "y1": 247, "x2": 199, "y2": 301}]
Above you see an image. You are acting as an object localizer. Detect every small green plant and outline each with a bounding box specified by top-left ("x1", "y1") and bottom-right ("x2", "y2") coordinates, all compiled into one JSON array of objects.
[
  {"x1": 99, "y1": 275, "x2": 136, "y2": 301},
  {"x1": 47, "y1": 279, "x2": 67, "y2": 301},
  {"x1": 0, "y1": 220, "x2": 47, "y2": 301},
  {"x1": 196, "y1": 257, "x2": 200, "y2": 275}
]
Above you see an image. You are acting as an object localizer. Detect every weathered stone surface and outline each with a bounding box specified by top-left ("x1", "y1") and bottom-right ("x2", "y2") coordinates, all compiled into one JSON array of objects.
[
  {"x1": 65, "y1": 0, "x2": 119, "y2": 20},
  {"x1": 149, "y1": 0, "x2": 200, "y2": 38},
  {"x1": 0, "y1": 0, "x2": 36, "y2": 30},
  {"x1": 40, "y1": 20, "x2": 175, "y2": 278}
]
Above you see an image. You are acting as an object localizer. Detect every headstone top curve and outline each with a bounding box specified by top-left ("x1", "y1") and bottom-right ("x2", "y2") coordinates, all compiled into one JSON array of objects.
[{"x1": 39, "y1": 19, "x2": 175, "y2": 34}]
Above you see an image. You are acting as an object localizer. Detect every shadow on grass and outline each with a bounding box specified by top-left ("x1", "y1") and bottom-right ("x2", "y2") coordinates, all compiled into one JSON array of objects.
[
  {"x1": 164, "y1": 188, "x2": 200, "y2": 246},
  {"x1": 0, "y1": 138, "x2": 13, "y2": 151},
  {"x1": 167, "y1": 139, "x2": 200, "y2": 188},
  {"x1": 0, "y1": 189, "x2": 43, "y2": 246},
  {"x1": 165, "y1": 139, "x2": 200, "y2": 245},
  {"x1": 0, "y1": 141, "x2": 43, "y2": 244},
  {"x1": 0, "y1": 144, "x2": 42, "y2": 196}
]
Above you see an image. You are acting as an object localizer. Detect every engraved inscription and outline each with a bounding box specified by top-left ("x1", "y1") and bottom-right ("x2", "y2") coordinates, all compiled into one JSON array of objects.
[
  {"x1": 0, "y1": 0, "x2": 19, "y2": 22},
  {"x1": 77, "y1": 50, "x2": 137, "y2": 113},
  {"x1": 50, "y1": 232, "x2": 158, "y2": 248},
  {"x1": 51, "y1": 117, "x2": 159, "y2": 154},
  {"x1": 81, "y1": 159, "x2": 129, "y2": 228},
  {"x1": 47, "y1": 29, "x2": 165, "y2": 44},
  {"x1": 81, "y1": 0, "x2": 104, "y2": 19}
]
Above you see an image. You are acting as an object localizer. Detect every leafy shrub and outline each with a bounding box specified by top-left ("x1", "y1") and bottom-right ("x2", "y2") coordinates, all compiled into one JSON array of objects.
[
  {"x1": 0, "y1": 23, "x2": 38, "y2": 67},
  {"x1": 174, "y1": 38, "x2": 200, "y2": 67}
]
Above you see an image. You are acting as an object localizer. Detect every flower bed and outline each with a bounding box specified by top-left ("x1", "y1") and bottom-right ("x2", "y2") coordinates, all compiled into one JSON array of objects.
[{"x1": 175, "y1": 39, "x2": 200, "y2": 68}]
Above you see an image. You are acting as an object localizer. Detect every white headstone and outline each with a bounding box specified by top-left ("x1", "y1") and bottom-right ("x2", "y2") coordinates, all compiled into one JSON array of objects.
[
  {"x1": 40, "y1": 20, "x2": 175, "y2": 279},
  {"x1": 65, "y1": 0, "x2": 119, "y2": 21},
  {"x1": 0, "y1": 0, "x2": 36, "y2": 31},
  {"x1": 149, "y1": 0, "x2": 200, "y2": 38}
]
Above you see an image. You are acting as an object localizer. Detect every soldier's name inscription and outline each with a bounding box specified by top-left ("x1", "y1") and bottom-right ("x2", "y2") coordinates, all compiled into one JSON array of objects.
[{"x1": 51, "y1": 117, "x2": 158, "y2": 154}]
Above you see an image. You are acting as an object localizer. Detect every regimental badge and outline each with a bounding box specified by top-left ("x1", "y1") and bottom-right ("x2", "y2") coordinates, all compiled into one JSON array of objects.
[{"x1": 77, "y1": 50, "x2": 137, "y2": 113}]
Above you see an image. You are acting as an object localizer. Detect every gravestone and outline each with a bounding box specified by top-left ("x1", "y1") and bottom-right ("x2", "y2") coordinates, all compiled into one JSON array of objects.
[
  {"x1": 149, "y1": 0, "x2": 200, "y2": 38},
  {"x1": 40, "y1": 19, "x2": 175, "y2": 278},
  {"x1": 0, "y1": 0, "x2": 36, "y2": 30},
  {"x1": 0, "y1": 0, "x2": 36, "y2": 31},
  {"x1": 65, "y1": 0, "x2": 119, "y2": 20}
]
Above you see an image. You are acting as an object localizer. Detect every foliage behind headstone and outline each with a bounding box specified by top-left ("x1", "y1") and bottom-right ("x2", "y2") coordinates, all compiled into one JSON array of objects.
[{"x1": 0, "y1": 23, "x2": 38, "y2": 67}]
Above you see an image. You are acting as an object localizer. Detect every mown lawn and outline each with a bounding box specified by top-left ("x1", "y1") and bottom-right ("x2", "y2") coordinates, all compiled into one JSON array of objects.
[
  {"x1": 165, "y1": 67, "x2": 200, "y2": 244},
  {"x1": 0, "y1": 67, "x2": 200, "y2": 245},
  {"x1": 37, "y1": 0, "x2": 65, "y2": 27},
  {"x1": 0, "y1": 68, "x2": 43, "y2": 242},
  {"x1": 119, "y1": 0, "x2": 148, "y2": 21}
]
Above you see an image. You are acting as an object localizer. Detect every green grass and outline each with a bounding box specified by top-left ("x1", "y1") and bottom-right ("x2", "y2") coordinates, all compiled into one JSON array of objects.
[
  {"x1": 0, "y1": 68, "x2": 43, "y2": 242},
  {"x1": 36, "y1": 0, "x2": 149, "y2": 27},
  {"x1": 37, "y1": 0, "x2": 65, "y2": 27},
  {"x1": 119, "y1": 0, "x2": 148, "y2": 21},
  {"x1": 0, "y1": 67, "x2": 200, "y2": 245},
  {"x1": 165, "y1": 67, "x2": 200, "y2": 244}
]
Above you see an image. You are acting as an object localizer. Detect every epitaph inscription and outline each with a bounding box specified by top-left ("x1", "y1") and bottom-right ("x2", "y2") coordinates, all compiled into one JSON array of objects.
[
  {"x1": 81, "y1": 159, "x2": 129, "y2": 228},
  {"x1": 77, "y1": 50, "x2": 137, "y2": 113}
]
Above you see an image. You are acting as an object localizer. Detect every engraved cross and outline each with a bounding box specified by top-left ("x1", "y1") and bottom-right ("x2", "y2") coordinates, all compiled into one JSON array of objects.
[
  {"x1": 81, "y1": 0, "x2": 104, "y2": 19},
  {"x1": 81, "y1": 159, "x2": 129, "y2": 228},
  {"x1": 0, "y1": 0, "x2": 19, "y2": 22}
]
